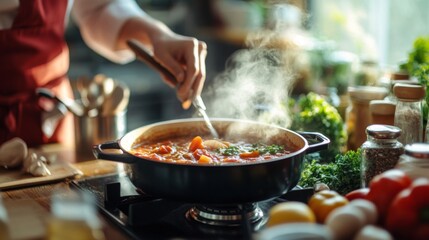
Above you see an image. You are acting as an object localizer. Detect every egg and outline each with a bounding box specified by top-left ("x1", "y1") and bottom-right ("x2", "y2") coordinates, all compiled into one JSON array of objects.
[
  {"x1": 354, "y1": 225, "x2": 393, "y2": 240},
  {"x1": 0, "y1": 137, "x2": 28, "y2": 168},
  {"x1": 326, "y1": 205, "x2": 366, "y2": 240},
  {"x1": 349, "y1": 199, "x2": 378, "y2": 225}
]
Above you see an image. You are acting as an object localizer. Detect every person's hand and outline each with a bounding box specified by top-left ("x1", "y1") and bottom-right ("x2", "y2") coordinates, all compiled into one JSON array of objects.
[
  {"x1": 150, "y1": 32, "x2": 207, "y2": 108},
  {"x1": 118, "y1": 15, "x2": 207, "y2": 109},
  {"x1": 117, "y1": 14, "x2": 207, "y2": 109}
]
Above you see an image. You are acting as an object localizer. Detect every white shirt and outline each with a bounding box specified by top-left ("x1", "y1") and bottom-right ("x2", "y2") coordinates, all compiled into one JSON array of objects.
[{"x1": 0, "y1": 0, "x2": 143, "y2": 64}]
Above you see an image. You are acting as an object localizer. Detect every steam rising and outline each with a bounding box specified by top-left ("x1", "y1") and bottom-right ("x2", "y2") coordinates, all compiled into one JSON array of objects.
[{"x1": 205, "y1": 30, "x2": 303, "y2": 129}]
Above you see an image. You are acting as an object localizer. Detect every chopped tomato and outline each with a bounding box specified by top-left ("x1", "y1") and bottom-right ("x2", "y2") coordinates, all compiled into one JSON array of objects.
[
  {"x1": 156, "y1": 145, "x2": 173, "y2": 154},
  {"x1": 239, "y1": 151, "x2": 260, "y2": 158},
  {"x1": 198, "y1": 155, "x2": 212, "y2": 164},
  {"x1": 189, "y1": 136, "x2": 204, "y2": 152},
  {"x1": 193, "y1": 149, "x2": 212, "y2": 160}
]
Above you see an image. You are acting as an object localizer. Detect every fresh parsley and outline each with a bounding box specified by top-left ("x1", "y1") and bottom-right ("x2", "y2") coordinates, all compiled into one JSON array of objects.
[
  {"x1": 253, "y1": 144, "x2": 284, "y2": 154},
  {"x1": 218, "y1": 144, "x2": 284, "y2": 156},
  {"x1": 219, "y1": 146, "x2": 240, "y2": 156}
]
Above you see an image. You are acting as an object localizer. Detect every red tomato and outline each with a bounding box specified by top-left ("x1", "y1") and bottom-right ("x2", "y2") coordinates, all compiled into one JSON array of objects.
[
  {"x1": 366, "y1": 169, "x2": 412, "y2": 225},
  {"x1": 386, "y1": 178, "x2": 429, "y2": 240},
  {"x1": 345, "y1": 188, "x2": 369, "y2": 201}
]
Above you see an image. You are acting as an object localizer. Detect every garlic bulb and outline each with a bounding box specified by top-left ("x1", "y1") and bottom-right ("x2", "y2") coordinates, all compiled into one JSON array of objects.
[
  {"x1": 24, "y1": 151, "x2": 51, "y2": 177},
  {"x1": 0, "y1": 138, "x2": 28, "y2": 168}
]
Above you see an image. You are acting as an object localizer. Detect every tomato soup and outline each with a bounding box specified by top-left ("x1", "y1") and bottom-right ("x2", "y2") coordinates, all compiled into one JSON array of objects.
[{"x1": 130, "y1": 135, "x2": 295, "y2": 165}]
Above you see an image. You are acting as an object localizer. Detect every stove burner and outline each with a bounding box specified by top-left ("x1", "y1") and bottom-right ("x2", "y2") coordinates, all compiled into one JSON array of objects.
[
  {"x1": 186, "y1": 203, "x2": 263, "y2": 227},
  {"x1": 71, "y1": 175, "x2": 315, "y2": 240}
]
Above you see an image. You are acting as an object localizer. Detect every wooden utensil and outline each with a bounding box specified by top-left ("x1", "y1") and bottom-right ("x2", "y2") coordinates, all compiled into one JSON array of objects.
[
  {"x1": 102, "y1": 83, "x2": 130, "y2": 116},
  {"x1": 126, "y1": 39, "x2": 219, "y2": 138}
]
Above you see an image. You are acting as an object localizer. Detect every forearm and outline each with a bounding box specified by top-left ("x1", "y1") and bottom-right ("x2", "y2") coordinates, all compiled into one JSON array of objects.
[
  {"x1": 116, "y1": 15, "x2": 174, "y2": 51},
  {"x1": 72, "y1": 0, "x2": 144, "y2": 63}
]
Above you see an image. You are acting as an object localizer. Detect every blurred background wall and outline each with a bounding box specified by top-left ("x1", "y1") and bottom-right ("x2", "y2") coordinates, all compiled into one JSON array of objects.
[{"x1": 65, "y1": 0, "x2": 429, "y2": 131}]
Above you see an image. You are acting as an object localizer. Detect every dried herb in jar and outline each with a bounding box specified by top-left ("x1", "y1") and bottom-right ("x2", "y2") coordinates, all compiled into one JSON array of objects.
[
  {"x1": 361, "y1": 125, "x2": 404, "y2": 187},
  {"x1": 393, "y1": 83, "x2": 425, "y2": 145}
]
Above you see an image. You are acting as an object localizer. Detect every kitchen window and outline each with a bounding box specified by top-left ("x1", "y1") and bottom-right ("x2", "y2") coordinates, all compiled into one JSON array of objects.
[{"x1": 309, "y1": 0, "x2": 429, "y2": 68}]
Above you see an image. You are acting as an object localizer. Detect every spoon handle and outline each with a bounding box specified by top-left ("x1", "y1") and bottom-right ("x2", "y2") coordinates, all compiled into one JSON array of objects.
[
  {"x1": 127, "y1": 39, "x2": 176, "y2": 86},
  {"x1": 127, "y1": 39, "x2": 205, "y2": 109},
  {"x1": 127, "y1": 39, "x2": 219, "y2": 138},
  {"x1": 36, "y1": 88, "x2": 84, "y2": 117}
]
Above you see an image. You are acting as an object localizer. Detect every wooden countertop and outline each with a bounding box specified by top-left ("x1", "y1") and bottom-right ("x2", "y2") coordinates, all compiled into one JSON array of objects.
[{"x1": 0, "y1": 144, "x2": 129, "y2": 240}]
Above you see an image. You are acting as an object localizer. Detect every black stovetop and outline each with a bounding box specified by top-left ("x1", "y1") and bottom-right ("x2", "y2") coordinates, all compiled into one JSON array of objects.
[{"x1": 71, "y1": 173, "x2": 314, "y2": 240}]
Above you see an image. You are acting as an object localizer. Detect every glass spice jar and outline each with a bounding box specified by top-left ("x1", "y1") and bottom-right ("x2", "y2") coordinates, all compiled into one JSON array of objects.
[
  {"x1": 369, "y1": 100, "x2": 396, "y2": 126},
  {"x1": 395, "y1": 143, "x2": 429, "y2": 180},
  {"x1": 393, "y1": 83, "x2": 425, "y2": 145},
  {"x1": 346, "y1": 86, "x2": 389, "y2": 150},
  {"x1": 361, "y1": 124, "x2": 404, "y2": 187}
]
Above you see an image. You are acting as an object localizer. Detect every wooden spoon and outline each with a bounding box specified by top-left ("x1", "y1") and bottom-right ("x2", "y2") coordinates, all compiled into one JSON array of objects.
[{"x1": 101, "y1": 83, "x2": 130, "y2": 116}]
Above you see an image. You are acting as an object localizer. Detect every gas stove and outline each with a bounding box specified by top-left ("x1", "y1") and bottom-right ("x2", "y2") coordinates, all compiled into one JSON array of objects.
[{"x1": 71, "y1": 173, "x2": 314, "y2": 240}]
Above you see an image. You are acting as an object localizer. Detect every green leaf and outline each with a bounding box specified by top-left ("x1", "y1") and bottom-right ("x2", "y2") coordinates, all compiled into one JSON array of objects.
[{"x1": 298, "y1": 149, "x2": 362, "y2": 195}]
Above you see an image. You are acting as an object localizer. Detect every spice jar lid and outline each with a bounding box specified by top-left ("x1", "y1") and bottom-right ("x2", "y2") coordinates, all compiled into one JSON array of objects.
[
  {"x1": 366, "y1": 124, "x2": 401, "y2": 139},
  {"x1": 393, "y1": 83, "x2": 425, "y2": 101},
  {"x1": 391, "y1": 79, "x2": 420, "y2": 86},
  {"x1": 369, "y1": 100, "x2": 396, "y2": 115},
  {"x1": 404, "y1": 143, "x2": 429, "y2": 159},
  {"x1": 348, "y1": 86, "x2": 389, "y2": 102},
  {"x1": 390, "y1": 71, "x2": 409, "y2": 80}
]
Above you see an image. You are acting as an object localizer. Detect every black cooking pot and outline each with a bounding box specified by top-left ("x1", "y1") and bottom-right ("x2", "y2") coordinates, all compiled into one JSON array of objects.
[{"x1": 93, "y1": 118, "x2": 329, "y2": 204}]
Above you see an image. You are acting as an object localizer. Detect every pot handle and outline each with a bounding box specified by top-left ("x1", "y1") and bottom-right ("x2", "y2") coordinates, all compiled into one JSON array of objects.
[
  {"x1": 92, "y1": 141, "x2": 136, "y2": 164},
  {"x1": 297, "y1": 132, "x2": 330, "y2": 154}
]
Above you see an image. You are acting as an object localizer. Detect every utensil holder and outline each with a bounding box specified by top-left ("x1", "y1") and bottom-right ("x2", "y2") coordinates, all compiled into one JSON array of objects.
[{"x1": 74, "y1": 111, "x2": 126, "y2": 160}]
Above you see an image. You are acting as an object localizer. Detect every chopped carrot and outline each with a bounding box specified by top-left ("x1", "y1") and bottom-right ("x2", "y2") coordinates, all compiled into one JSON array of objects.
[
  {"x1": 189, "y1": 136, "x2": 204, "y2": 152},
  {"x1": 198, "y1": 155, "x2": 212, "y2": 164},
  {"x1": 222, "y1": 157, "x2": 240, "y2": 163},
  {"x1": 239, "y1": 151, "x2": 260, "y2": 159}
]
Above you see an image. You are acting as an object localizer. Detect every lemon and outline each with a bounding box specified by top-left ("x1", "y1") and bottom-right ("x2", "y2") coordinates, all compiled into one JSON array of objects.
[{"x1": 266, "y1": 201, "x2": 316, "y2": 227}]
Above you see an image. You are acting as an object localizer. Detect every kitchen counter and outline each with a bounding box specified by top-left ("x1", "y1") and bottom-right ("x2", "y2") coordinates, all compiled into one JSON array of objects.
[
  {"x1": 0, "y1": 143, "x2": 317, "y2": 240},
  {"x1": 0, "y1": 144, "x2": 129, "y2": 240}
]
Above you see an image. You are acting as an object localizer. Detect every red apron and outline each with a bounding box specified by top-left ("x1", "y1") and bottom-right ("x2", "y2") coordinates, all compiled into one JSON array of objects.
[{"x1": 0, "y1": 0, "x2": 73, "y2": 147}]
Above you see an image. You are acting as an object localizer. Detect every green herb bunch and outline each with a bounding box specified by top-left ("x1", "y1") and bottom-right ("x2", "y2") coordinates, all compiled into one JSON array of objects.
[
  {"x1": 400, "y1": 36, "x2": 429, "y2": 76},
  {"x1": 400, "y1": 36, "x2": 429, "y2": 120},
  {"x1": 299, "y1": 149, "x2": 362, "y2": 195},
  {"x1": 291, "y1": 92, "x2": 347, "y2": 162}
]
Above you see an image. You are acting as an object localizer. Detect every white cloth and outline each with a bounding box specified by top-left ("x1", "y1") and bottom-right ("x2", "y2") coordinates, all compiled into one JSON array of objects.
[{"x1": 0, "y1": 0, "x2": 143, "y2": 63}]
